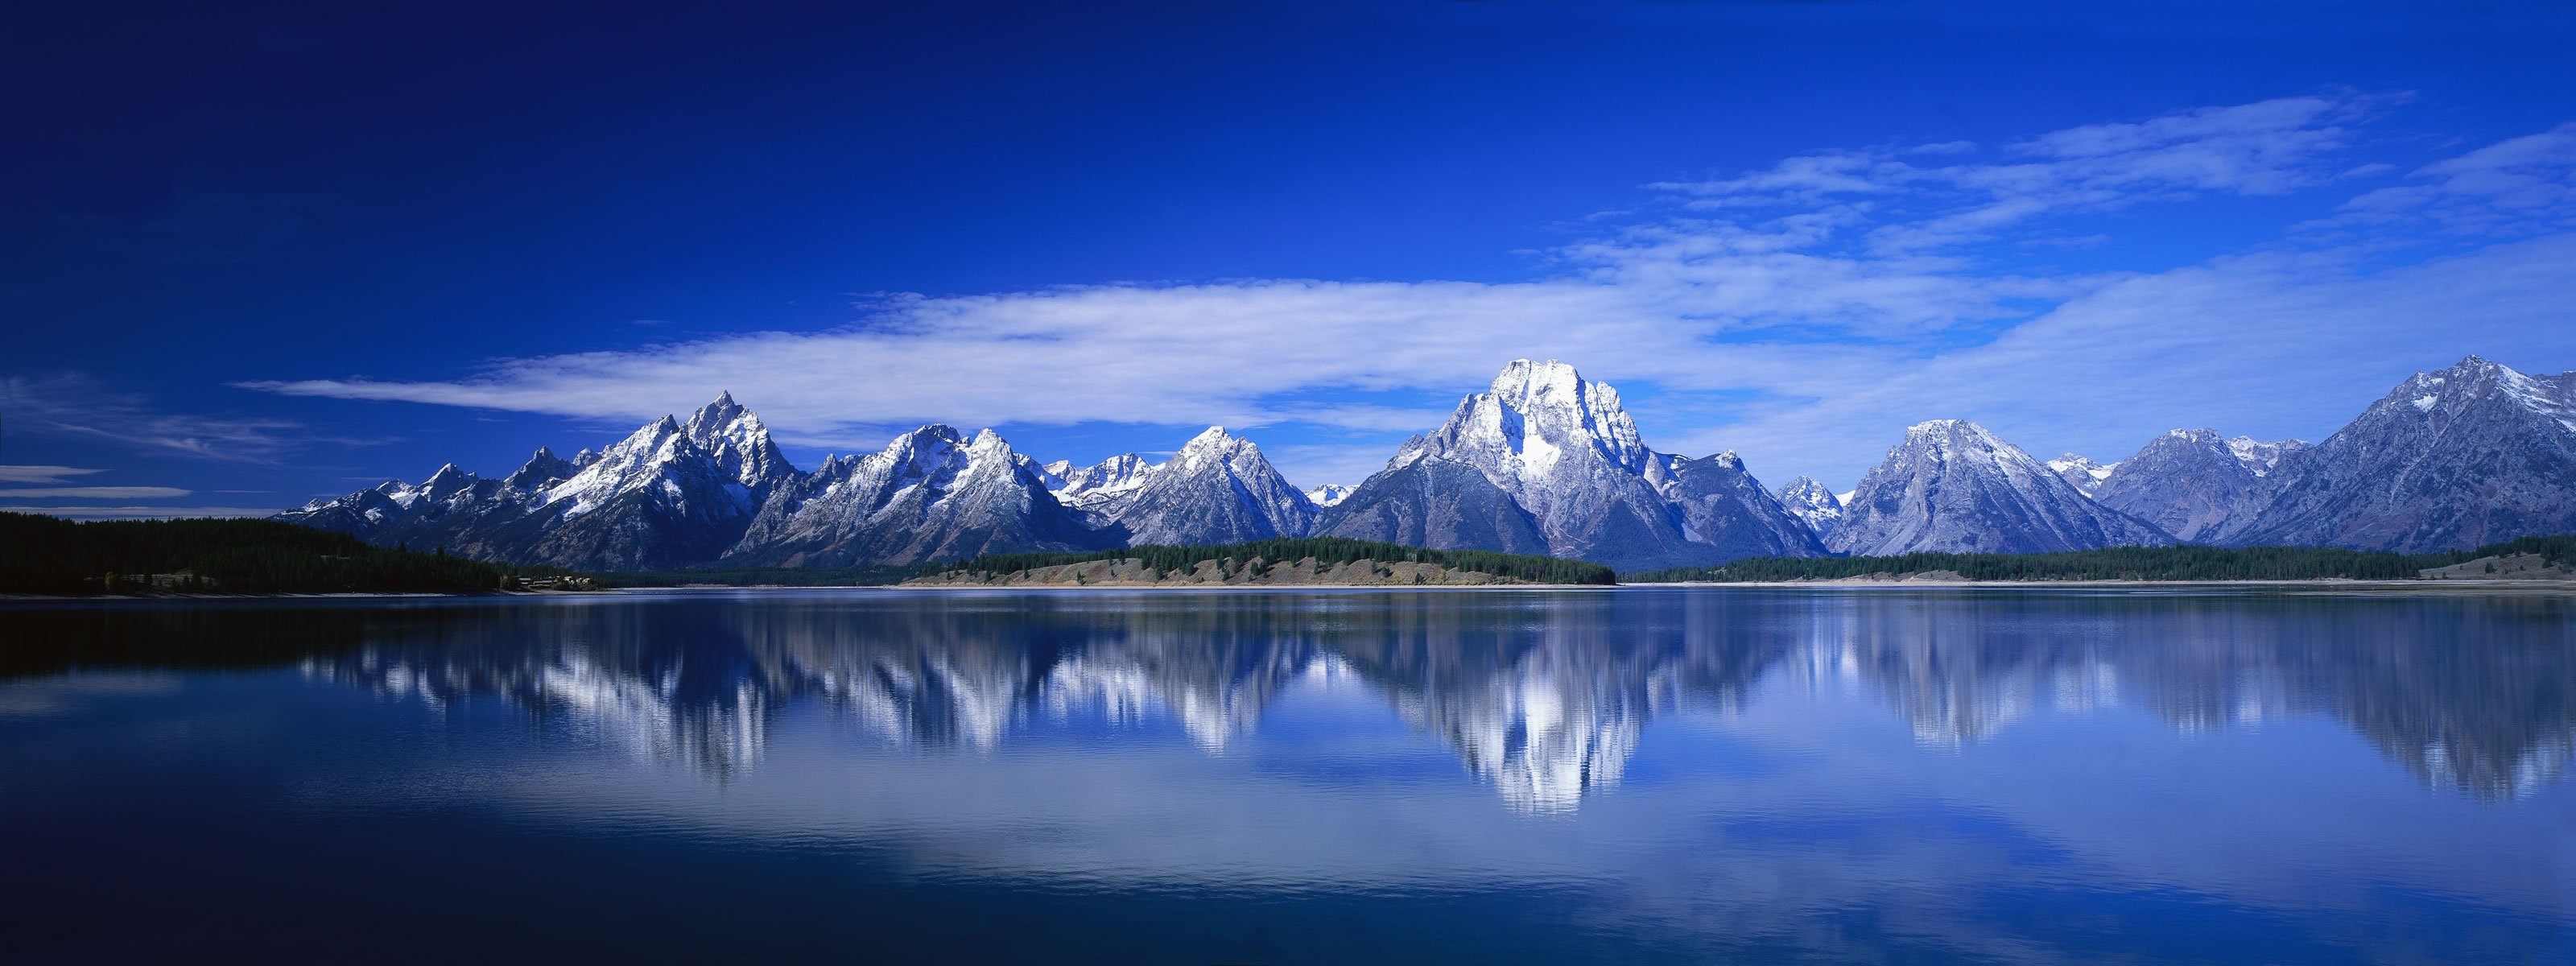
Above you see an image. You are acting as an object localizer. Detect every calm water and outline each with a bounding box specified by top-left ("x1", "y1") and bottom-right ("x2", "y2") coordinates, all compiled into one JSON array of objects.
[{"x1": 2, "y1": 588, "x2": 2570, "y2": 964}]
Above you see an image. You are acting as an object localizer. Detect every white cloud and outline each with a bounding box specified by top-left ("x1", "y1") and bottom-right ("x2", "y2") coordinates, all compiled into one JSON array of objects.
[
  {"x1": 0, "y1": 486, "x2": 192, "y2": 499},
  {"x1": 0, "y1": 465, "x2": 105, "y2": 484},
  {"x1": 2, "y1": 374, "x2": 307, "y2": 461}
]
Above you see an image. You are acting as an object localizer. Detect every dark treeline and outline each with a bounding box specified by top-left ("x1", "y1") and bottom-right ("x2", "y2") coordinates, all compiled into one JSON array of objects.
[
  {"x1": 1624, "y1": 535, "x2": 2576, "y2": 584},
  {"x1": 942, "y1": 537, "x2": 1619, "y2": 585},
  {"x1": 592, "y1": 565, "x2": 927, "y2": 588},
  {"x1": 0, "y1": 512, "x2": 541, "y2": 595}
]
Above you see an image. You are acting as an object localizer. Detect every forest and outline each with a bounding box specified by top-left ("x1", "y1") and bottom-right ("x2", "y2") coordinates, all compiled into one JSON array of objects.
[
  {"x1": 1622, "y1": 534, "x2": 2576, "y2": 584},
  {"x1": 0, "y1": 512, "x2": 543, "y2": 595},
  {"x1": 937, "y1": 537, "x2": 1619, "y2": 585}
]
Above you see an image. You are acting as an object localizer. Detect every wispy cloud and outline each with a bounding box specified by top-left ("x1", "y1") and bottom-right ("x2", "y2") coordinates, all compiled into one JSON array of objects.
[
  {"x1": 237, "y1": 97, "x2": 2576, "y2": 485},
  {"x1": 2, "y1": 374, "x2": 306, "y2": 462},
  {"x1": 0, "y1": 465, "x2": 105, "y2": 484},
  {"x1": 2327, "y1": 121, "x2": 2576, "y2": 235},
  {"x1": 0, "y1": 486, "x2": 192, "y2": 499}
]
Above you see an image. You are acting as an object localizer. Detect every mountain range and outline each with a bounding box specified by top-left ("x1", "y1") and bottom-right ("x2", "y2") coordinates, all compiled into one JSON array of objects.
[{"x1": 281, "y1": 355, "x2": 2576, "y2": 571}]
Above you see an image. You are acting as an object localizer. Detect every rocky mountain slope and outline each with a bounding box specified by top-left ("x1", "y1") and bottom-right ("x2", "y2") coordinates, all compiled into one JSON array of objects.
[
  {"x1": 2232, "y1": 356, "x2": 2576, "y2": 551},
  {"x1": 1773, "y1": 476, "x2": 1843, "y2": 541},
  {"x1": 1108, "y1": 427, "x2": 1317, "y2": 546},
  {"x1": 726, "y1": 425, "x2": 1111, "y2": 567},
  {"x1": 1829, "y1": 420, "x2": 2172, "y2": 555},
  {"x1": 2091, "y1": 429, "x2": 2304, "y2": 543}
]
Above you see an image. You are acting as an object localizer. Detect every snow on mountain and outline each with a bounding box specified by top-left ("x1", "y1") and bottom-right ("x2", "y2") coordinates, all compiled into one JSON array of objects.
[
  {"x1": 1303, "y1": 484, "x2": 1356, "y2": 508},
  {"x1": 274, "y1": 354, "x2": 2576, "y2": 572},
  {"x1": 1110, "y1": 427, "x2": 1316, "y2": 546},
  {"x1": 2044, "y1": 454, "x2": 2116, "y2": 497},
  {"x1": 1774, "y1": 476, "x2": 1844, "y2": 540},
  {"x1": 2232, "y1": 356, "x2": 2576, "y2": 551},
  {"x1": 1321, "y1": 359, "x2": 1797, "y2": 569},
  {"x1": 728, "y1": 424, "x2": 1113, "y2": 567},
  {"x1": 1829, "y1": 419, "x2": 2173, "y2": 555},
  {"x1": 2225, "y1": 436, "x2": 2308, "y2": 477},
  {"x1": 1051, "y1": 453, "x2": 1161, "y2": 516}
]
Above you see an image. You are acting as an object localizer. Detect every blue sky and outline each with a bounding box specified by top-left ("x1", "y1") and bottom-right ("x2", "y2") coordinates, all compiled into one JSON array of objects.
[{"x1": 6, "y1": 0, "x2": 2576, "y2": 516}]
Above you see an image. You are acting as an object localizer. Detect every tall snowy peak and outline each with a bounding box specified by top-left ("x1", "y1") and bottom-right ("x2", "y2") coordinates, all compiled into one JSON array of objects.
[
  {"x1": 2234, "y1": 356, "x2": 2576, "y2": 551},
  {"x1": 1409, "y1": 360, "x2": 1707, "y2": 568},
  {"x1": 1112, "y1": 427, "x2": 1317, "y2": 545},
  {"x1": 2093, "y1": 428, "x2": 2272, "y2": 543},
  {"x1": 1773, "y1": 476, "x2": 1844, "y2": 539},
  {"x1": 1829, "y1": 419, "x2": 2172, "y2": 555},
  {"x1": 678, "y1": 390, "x2": 798, "y2": 493}
]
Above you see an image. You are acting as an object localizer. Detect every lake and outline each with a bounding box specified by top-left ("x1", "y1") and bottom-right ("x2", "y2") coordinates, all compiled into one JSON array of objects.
[{"x1": 2, "y1": 588, "x2": 2570, "y2": 963}]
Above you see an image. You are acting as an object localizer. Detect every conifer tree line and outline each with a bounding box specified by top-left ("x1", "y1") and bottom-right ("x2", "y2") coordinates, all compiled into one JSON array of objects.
[
  {"x1": 1622, "y1": 534, "x2": 2575, "y2": 584},
  {"x1": 0, "y1": 512, "x2": 559, "y2": 595},
  {"x1": 944, "y1": 537, "x2": 1619, "y2": 585}
]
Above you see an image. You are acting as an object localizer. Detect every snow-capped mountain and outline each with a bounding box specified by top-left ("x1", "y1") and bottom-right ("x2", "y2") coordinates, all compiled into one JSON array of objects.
[
  {"x1": 1774, "y1": 476, "x2": 1843, "y2": 540},
  {"x1": 1829, "y1": 419, "x2": 2173, "y2": 555},
  {"x1": 1320, "y1": 359, "x2": 1810, "y2": 570},
  {"x1": 2045, "y1": 454, "x2": 2116, "y2": 497},
  {"x1": 1049, "y1": 453, "x2": 1161, "y2": 516},
  {"x1": 1304, "y1": 484, "x2": 1356, "y2": 508},
  {"x1": 2091, "y1": 428, "x2": 2303, "y2": 543},
  {"x1": 2233, "y1": 356, "x2": 2576, "y2": 551},
  {"x1": 729, "y1": 424, "x2": 1113, "y2": 567},
  {"x1": 277, "y1": 353, "x2": 2576, "y2": 572},
  {"x1": 1108, "y1": 427, "x2": 1316, "y2": 546}
]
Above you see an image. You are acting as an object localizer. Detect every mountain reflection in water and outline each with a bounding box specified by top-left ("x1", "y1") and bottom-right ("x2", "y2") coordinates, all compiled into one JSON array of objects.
[{"x1": 14, "y1": 588, "x2": 2569, "y2": 810}]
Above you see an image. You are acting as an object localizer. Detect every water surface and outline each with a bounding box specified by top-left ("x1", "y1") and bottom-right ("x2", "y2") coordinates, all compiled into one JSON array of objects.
[{"x1": 2, "y1": 588, "x2": 2570, "y2": 963}]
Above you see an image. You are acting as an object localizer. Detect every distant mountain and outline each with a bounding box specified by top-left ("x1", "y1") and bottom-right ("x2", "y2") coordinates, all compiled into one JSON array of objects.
[
  {"x1": 275, "y1": 354, "x2": 2576, "y2": 571},
  {"x1": 1050, "y1": 454, "x2": 1159, "y2": 516},
  {"x1": 1108, "y1": 427, "x2": 1316, "y2": 546},
  {"x1": 2233, "y1": 356, "x2": 2576, "y2": 551},
  {"x1": 279, "y1": 394, "x2": 791, "y2": 570},
  {"x1": 1829, "y1": 420, "x2": 2172, "y2": 555},
  {"x1": 2044, "y1": 454, "x2": 2115, "y2": 497},
  {"x1": 1316, "y1": 359, "x2": 1812, "y2": 570},
  {"x1": 1774, "y1": 476, "x2": 1843, "y2": 540},
  {"x1": 2092, "y1": 428, "x2": 2305, "y2": 543},
  {"x1": 1304, "y1": 484, "x2": 1356, "y2": 508},
  {"x1": 728, "y1": 425, "x2": 1111, "y2": 567},
  {"x1": 1662, "y1": 452, "x2": 1827, "y2": 561}
]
